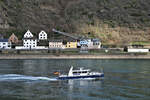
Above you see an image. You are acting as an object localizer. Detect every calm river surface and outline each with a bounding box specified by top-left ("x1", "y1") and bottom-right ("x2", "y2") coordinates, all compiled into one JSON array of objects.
[{"x1": 0, "y1": 59, "x2": 150, "y2": 100}]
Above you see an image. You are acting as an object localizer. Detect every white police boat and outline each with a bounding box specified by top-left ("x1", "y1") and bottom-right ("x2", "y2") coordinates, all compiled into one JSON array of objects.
[{"x1": 56, "y1": 66, "x2": 104, "y2": 80}]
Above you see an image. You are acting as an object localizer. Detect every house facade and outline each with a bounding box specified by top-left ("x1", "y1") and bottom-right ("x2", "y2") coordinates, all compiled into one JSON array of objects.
[
  {"x1": 8, "y1": 33, "x2": 19, "y2": 44},
  {"x1": 66, "y1": 41, "x2": 77, "y2": 48},
  {"x1": 80, "y1": 38, "x2": 101, "y2": 49},
  {"x1": 49, "y1": 40, "x2": 64, "y2": 49},
  {"x1": 92, "y1": 38, "x2": 101, "y2": 49},
  {"x1": 23, "y1": 39, "x2": 37, "y2": 49},
  {"x1": 0, "y1": 39, "x2": 11, "y2": 49},
  {"x1": 80, "y1": 39, "x2": 91, "y2": 49},
  {"x1": 87, "y1": 39, "x2": 94, "y2": 49},
  {"x1": 79, "y1": 39, "x2": 88, "y2": 47},
  {"x1": 39, "y1": 30, "x2": 47, "y2": 40}
]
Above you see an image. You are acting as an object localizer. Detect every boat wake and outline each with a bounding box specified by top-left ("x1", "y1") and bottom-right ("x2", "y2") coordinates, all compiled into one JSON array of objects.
[{"x1": 0, "y1": 74, "x2": 58, "y2": 82}]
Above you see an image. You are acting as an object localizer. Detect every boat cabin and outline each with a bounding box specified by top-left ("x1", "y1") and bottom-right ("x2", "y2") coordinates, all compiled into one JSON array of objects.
[{"x1": 68, "y1": 67, "x2": 91, "y2": 76}]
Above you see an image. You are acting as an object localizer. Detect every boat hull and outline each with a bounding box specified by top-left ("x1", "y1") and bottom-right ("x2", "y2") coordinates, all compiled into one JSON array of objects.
[{"x1": 57, "y1": 74, "x2": 104, "y2": 80}]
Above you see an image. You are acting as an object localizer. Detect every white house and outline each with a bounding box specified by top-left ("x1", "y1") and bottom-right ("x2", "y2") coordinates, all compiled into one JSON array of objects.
[
  {"x1": 0, "y1": 39, "x2": 11, "y2": 49},
  {"x1": 24, "y1": 30, "x2": 33, "y2": 38},
  {"x1": 39, "y1": 30, "x2": 47, "y2": 40},
  {"x1": 23, "y1": 30, "x2": 37, "y2": 49}
]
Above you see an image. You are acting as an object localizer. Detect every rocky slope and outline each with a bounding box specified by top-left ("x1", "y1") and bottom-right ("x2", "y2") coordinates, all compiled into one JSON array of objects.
[{"x1": 0, "y1": 0, "x2": 150, "y2": 44}]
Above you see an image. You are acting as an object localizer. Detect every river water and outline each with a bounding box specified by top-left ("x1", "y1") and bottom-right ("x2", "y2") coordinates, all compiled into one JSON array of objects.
[{"x1": 0, "y1": 59, "x2": 150, "y2": 100}]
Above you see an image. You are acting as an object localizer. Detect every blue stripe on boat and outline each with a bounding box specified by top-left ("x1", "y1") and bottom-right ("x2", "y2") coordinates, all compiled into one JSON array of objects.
[{"x1": 57, "y1": 74, "x2": 104, "y2": 80}]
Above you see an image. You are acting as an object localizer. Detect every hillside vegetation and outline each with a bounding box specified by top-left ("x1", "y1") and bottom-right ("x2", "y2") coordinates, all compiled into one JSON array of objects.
[{"x1": 0, "y1": 0, "x2": 150, "y2": 44}]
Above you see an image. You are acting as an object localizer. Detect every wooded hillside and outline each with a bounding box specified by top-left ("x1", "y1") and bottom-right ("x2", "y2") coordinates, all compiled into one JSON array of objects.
[{"x1": 0, "y1": 0, "x2": 150, "y2": 44}]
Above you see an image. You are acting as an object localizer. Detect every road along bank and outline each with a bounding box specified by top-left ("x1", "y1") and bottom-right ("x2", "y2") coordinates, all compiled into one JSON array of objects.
[{"x1": 0, "y1": 54, "x2": 150, "y2": 59}]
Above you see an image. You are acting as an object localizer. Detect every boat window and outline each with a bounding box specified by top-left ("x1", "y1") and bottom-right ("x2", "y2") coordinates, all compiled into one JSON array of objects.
[
  {"x1": 73, "y1": 71, "x2": 88, "y2": 74},
  {"x1": 82, "y1": 71, "x2": 88, "y2": 73},
  {"x1": 73, "y1": 72, "x2": 78, "y2": 74}
]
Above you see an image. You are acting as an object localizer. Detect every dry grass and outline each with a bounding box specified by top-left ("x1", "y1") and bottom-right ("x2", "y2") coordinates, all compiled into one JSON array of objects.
[{"x1": 77, "y1": 18, "x2": 150, "y2": 45}]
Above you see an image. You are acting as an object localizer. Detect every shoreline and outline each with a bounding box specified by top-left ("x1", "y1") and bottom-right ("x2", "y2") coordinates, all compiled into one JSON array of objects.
[{"x1": 0, "y1": 54, "x2": 150, "y2": 59}]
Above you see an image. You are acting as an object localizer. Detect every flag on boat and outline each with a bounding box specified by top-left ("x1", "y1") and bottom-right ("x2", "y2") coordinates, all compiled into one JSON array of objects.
[{"x1": 53, "y1": 72, "x2": 60, "y2": 75}]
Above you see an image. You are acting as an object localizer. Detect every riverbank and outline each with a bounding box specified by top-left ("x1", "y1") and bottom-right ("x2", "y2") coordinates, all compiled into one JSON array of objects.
[{"x1": 0, "y1": 54, "x2": 150, "y2": 59}]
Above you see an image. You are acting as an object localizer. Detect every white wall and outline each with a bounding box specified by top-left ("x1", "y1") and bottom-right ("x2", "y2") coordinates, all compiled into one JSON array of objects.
[
  {"x1": 127, "y1": 49, "x2": 149, "y2": 53},
  {"x1": 23, "y1": 39, "x2": 37, "y2": 49},
  {"x1": 0, "y1": 42, "x2": 11, "y2": 49},
  {"x1": 15, "y1": 46, "x2": 25, "y2": 50},
  {"x1": 36, "y1": 46, "x2": 48, "y2": 49},
  {"x1": 15, "y1": 46, "x2": 48, "y2": 50}
]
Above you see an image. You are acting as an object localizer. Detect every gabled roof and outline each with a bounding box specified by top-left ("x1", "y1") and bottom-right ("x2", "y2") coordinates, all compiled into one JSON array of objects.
[
  {"x1": 39, "y1": 30, "x2": 47, "y2": 35},
  {"x1": 9, "y1": 33, "x2": 18, "y2": 39},
  {"x1": 24, "y1": 30, "x2": 33, "y2": 38},
  {"x1": 0, "y1": 39, "x2": 8, "y2": 42}
]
